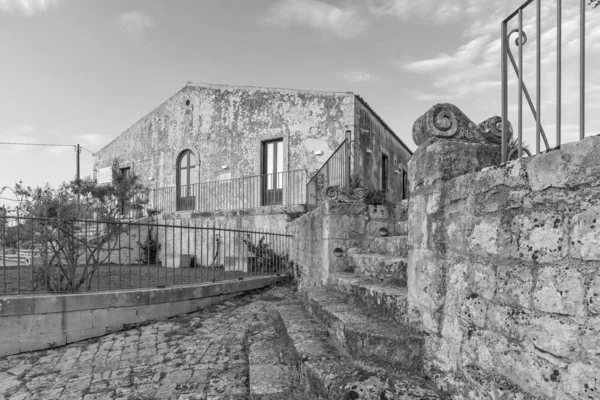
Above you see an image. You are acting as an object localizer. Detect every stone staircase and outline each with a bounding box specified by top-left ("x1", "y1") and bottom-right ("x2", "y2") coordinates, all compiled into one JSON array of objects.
[{"x1": 246, "y1": 213, "x2": 444, "y2": 399}]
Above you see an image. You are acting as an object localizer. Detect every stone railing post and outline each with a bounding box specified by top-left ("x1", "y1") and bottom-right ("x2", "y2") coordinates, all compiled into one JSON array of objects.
[{"x1": 406, "y1": 104, "x2": 510, "y2": 333}]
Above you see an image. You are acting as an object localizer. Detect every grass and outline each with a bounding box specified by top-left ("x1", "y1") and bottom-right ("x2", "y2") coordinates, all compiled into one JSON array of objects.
[{"x1": 0, "y1": 263, "x2": 255, "y2": 294}]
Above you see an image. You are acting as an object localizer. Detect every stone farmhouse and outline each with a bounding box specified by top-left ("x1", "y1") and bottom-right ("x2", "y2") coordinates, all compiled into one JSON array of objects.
[{"x1": 94, "y1": 82, "x2": 412, "y2": 221}]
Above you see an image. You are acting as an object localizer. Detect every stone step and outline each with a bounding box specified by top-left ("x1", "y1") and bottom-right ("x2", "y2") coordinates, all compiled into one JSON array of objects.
[
  {"x1": 304, "y1": 288, "x2": 423, "y2": 373},
  {"x1": 348, "y1": 253, "x2": 408, "y2": 285},
  {"x1": 275, "y1": 304, "x2": 440, "y2": 400},
  {"x1": 246, "y1": 313, "x2": 301, "y2": 399},
  {"x1": 327, "y1": 272, "x2": 408, "y2": 323},
  {"x1": 367, "y1": 235, "x2": 409, "y2": 256}
]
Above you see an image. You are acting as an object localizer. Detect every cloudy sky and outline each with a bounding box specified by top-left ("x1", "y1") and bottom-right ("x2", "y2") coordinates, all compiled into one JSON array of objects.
[{"x1": 0, "y1": 0, "x2": 599, "y2": 203}]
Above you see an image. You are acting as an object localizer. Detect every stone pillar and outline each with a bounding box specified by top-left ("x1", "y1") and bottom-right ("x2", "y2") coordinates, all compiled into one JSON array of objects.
[{"x1": 406, "y1": 104, "x2": 508, "y2": 333}]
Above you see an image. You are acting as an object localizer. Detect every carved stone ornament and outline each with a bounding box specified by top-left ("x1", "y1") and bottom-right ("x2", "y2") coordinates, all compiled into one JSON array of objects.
[
  {"x1": 412, "y1": 103, "x2": 513, "y2": 147},
  {"x1": 353, "y1": 187, "x2": 367, "y2": 200},
  {"x1": 324, "y1": 186, "x2": 339, "y2": 200}
]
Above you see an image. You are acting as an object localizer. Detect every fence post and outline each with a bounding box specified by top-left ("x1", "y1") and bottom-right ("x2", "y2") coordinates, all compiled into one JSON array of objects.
[{"x1": 345, "y1": 132, "x2": 351, "y2": 192}]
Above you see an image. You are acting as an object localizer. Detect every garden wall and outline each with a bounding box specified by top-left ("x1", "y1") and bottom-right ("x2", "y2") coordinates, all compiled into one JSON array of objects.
[
  {"x1": 0, "y1": 275, "x2": 286, "y2": 357},
  {"x1": 158, "y1": 205, "x2": 302, "y2": 269},
  {"x1": 288, "y1": 202, "x2": 408, "y2": 287},
  {"x1": 408, "y1": 136, "x2": 600, "y2": 399}
]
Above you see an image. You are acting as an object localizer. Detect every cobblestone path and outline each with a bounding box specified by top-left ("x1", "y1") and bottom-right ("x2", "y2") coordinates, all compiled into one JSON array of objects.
[{"x1": 0, "y1": 283, "x2": 297, "y2": 400}]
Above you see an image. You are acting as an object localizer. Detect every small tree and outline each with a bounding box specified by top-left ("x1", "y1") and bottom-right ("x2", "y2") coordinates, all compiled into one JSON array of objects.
[{"x1": 7, "y1": 159, "x2": 150, "y2": 292}]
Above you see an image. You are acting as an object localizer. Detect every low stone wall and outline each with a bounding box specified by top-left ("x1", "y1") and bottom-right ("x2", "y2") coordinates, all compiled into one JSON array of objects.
[
  {"x1": 288, "y1": 202, "x2": 408, "y2": 287},
  {"x1": 0, "y1": 276, "x2": 286, "y2": 357},
  {"x1": 408, "y1": 135, "x2": 600, "y2": 399}
]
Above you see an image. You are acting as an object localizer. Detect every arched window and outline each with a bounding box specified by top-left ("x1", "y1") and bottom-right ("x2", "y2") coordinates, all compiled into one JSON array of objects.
[{"x1": 176, "y1": 150, "x2": 198, "y2": 211}]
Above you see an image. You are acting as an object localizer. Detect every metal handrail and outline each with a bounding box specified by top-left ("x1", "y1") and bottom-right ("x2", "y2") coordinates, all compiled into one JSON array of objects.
[
  {"x1": 501, "y1": 0, "x2": 588, "y2": 162},
  {"x1": 150, "y1": 169, "x2": 307, "y2": 214},
  {"x1": 306, "y1": 139, "x2": 350, "y2": 208}
]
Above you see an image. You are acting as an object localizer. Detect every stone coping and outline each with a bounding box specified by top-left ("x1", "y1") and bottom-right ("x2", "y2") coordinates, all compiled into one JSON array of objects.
[{"x1": 0, "y1": 276, "x2": 287, "y2": 317}]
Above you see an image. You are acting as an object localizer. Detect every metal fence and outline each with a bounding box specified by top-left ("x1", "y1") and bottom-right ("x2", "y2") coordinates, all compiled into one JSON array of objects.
[
  {"x1": 0, "y1": 215, "x2": 291, "y2": 294},
  {"x1": 306, "y1": 139, "x2": 350, "y2": 209},
  {"x1": 150, "y1": 170, "x2": 307, "y2": 214},
  {"x1": 501, "y1": 0, "x2": 590, "y2": 162}
]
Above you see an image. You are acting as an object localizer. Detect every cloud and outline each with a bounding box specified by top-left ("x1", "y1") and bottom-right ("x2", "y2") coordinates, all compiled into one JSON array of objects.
[
  {"x1": 342, "y1": 70, "x2": 379, "y2": 83},
  {"x1": 116, "y1": 11, "x2": 155, "y2": 39},
  {"x1": 403, "y1": 35, "x2": 491, "y2": 73},
  {"x1": 0, "y1": 0, "x2": 58, "y2": 16},
  {"x1": 366, "y1": 0, "x2": 486, "y2": 25},
  {"x1": 263, "y1": 0, "x2": 368, "y2": 38}
]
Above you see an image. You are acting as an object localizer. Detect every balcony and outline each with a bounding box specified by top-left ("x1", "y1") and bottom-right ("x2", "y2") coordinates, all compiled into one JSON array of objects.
[{"x1": 149, "y1": 169, "x2": 307, "y2": 214}]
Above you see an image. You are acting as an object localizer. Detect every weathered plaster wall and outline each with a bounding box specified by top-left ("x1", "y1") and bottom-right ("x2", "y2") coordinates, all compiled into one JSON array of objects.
[
  {"x1": 94, "y1": 84, "x2": 355, "y2": 191},
  {"x1": 158, "y1": 205, "x2": 302, "y2": 268},
  {"x1": 288, "y1": 202, "x2": 408, "y2": 287},
  {"x1": 355, "y1": 98, "x2": 412, "y2": 200},
  {"x1": 408, "y1": 136, "x2": 600, "y2": 399},
  {"x1": 0, "y1": 276, "x2": 286, "y2": 357}
]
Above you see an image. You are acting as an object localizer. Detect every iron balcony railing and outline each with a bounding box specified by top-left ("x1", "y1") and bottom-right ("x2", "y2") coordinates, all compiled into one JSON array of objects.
[
  {"x1": 306, "y1": 139, "x2": 351, "y2": 209},
  {"x1": 149, "y1": 169, "x2": 307, "y2": 214},
  {"x1": 0, "y1": 215, "x2": 291, "y2": 294},
  {"x1": 501, "y1": 0, "x2": 590, "y2": 162}
]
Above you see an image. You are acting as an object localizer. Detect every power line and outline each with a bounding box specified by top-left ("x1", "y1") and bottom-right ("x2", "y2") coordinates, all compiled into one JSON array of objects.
[
  {"x1": 80, "y1": 146, "x2": 95, "y2": 155},
  {"x1": 0, "y1": 142, "x2": 75, "y2": 148},
  {"x1": 0, "y1": 197, "x2": 22, "y2": 202},
  {"x1": 0, "y1": 142, "x2": 96, "y2": 155}
]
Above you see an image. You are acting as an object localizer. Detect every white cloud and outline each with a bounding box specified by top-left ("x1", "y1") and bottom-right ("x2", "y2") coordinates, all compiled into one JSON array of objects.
[
  {"x1": 263, "y1": 0, "x2": 368, "y2": 38},
  {"x1": 116, "y1": 11, "x2": 155, "y2": 39},
  {"x1": 366, "y1": 0, "x2": 486, "y2": 25},
  {"x1": 342, "y1": 70, "x2": 379, "y2": 83},
  {"x1": 0, "y1": 0, "x2": 58, "y2": 16}
]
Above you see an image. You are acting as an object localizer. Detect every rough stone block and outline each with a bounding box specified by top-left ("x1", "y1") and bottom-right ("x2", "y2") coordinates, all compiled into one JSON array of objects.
[
  {"x1": 468, "y1": 217, "x2": 500, "y2": 256},
  {"x1": 426, "y1": 189, "x2": 443, "y2": 215},
  {"x1": 409, "y1": 139, "x2": 501, "y2": 190},
  {"x1": 368, "y1": 205, "x2": 390, "y2": 220},
  {"x1": 511, "y1": 213, "x2": 568, "y2": 263},
  {"x1": 441, "y1": 263, "x2": 469, "y2": 340},
  {"x1": 526, "y1": 315, "x2": 581, "y2": 360},
  {"x1": 467, "y1": 262, "x2": 496, "y2": 300},
  {"x1": 533, "y1": 265, "x2": 585, "y2": 317},
  {"x1": 473, "y1": 331, "x2": 559, "y2": 398},
  {"x1": 323, "y1": 215, "x2": 366, "y2": 240},
  {"x1": 485, "y1": 303, "x2": 529, "y2": 341},
  {"x1": 495, "y1": 264, "x2": 533, "y2": 308},
  {"x1": 570, "y1": 207, "x2": 600, "y2": 261},
  {"x1": 324, "y1": 202, "x2": 367, "y2": 216},
  {"x1": 394, "y1": 220, "x2": 408, "y2": 236},
  {"x1": 561, "y1": 362, "x2": 600, "y2": 399},
  {"x1": 527, "y1": 135, "x2": 600, "y2": 192},
  {"x1": 365, "y1": 221, "x2": 390, "y2": 238},
  {"x1": 459, "y1": 292, "x2": 487, "y2": 328},
  {"x1": 581, "y1": 317, "x2": 600, "y2": 363},
  {"x1": 587, "y1": 274, "x2": 600, "y2": 315}
]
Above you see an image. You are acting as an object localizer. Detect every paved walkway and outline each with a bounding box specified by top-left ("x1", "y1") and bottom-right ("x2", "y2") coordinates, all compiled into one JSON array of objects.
[{"x1": 0, "y1": 283, "x2": 297, "y2": 400}]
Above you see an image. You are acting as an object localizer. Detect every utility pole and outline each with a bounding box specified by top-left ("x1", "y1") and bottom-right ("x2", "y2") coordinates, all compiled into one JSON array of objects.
[{"x1": 76, "y1": 144, "x2": 81, "y2": 202}]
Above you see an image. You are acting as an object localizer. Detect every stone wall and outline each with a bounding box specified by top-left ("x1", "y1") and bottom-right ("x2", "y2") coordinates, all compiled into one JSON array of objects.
[
  {"x1": 0, "y1": 276, "x2": 286, "y2": 357},
  {"x1": 408, "y1": 135, "x2": 600, "y2": 399},
  {"x1": 93, "y1": 84, "x2": 412, "y2": 213},
  {"x1": 288, "y1": 202, "x2": 408, "y2": 287},
  {"x1": 94, "y1": 84, "x2": 355, "y2": 189},
  {"x1": 355, "y1": 97, "x2": 412, "y2": 201}
]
